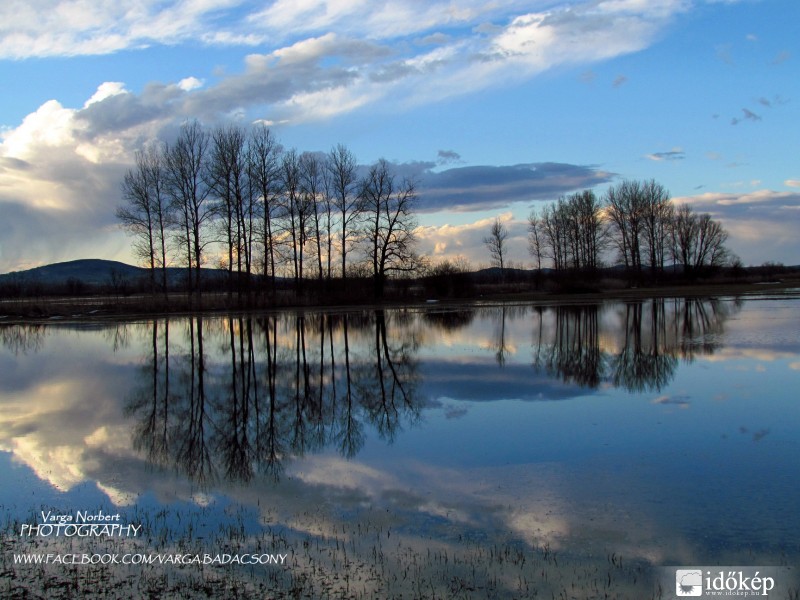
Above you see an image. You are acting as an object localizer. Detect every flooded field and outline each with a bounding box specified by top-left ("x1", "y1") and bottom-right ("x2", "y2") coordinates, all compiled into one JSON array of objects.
[{"x1": 1, "y1": 293, "x2": 799, "y2": 598}]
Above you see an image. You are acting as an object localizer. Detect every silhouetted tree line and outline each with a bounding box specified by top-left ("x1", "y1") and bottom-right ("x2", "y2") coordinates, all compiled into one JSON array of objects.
[
  {"x1": 526, "y1": 180, "x2": 733, "y2": 279},
  {"x1": 117, "y1": 121, "x2": 420, "y2": 303}
]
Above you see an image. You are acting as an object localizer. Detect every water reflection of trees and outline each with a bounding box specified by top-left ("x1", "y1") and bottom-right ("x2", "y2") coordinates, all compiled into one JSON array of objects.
[
  {"x1": 537, "y1": 305, "x2": 603, "y2": 388},
  {"x1": 531, "y1": 297, "x2": 738, "y2": 391},
  {"x1": 126, "y1": 311, "x2": 421, "y2": 485},
  {"x1": 119, "y1": 298, "x2": 736, "y2": 482},
  {"x1": 0, "y1": 324, "x2": 46, "y2": 354},
  {"x1": 422, "y1": 310, "x2": 476, "y2": 331}
]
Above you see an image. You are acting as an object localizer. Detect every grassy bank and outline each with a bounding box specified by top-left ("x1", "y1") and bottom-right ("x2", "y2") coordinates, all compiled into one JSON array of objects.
[{"x1": 0, "y1": 269, "x2": 798, "y2": 324}]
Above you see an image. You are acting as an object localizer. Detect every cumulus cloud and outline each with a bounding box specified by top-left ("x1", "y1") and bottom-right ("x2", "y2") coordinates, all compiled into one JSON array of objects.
[{"x1": 0, "y1": 84, "x2": 153, "y2": 270}]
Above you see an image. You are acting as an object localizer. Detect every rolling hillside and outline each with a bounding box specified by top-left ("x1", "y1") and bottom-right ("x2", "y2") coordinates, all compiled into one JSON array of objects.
[{"x1": 0, "y1": 259, "x2": 224, "y2": 289}]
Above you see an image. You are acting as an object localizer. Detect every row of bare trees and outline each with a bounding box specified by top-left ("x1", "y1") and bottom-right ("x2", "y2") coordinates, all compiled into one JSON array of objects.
[
  {"x1": 117, "y1": 121, "x2": 419, "y2": 300},
  {"x1": 524, "y1": 179, "x2": 732, "y2": 276}
]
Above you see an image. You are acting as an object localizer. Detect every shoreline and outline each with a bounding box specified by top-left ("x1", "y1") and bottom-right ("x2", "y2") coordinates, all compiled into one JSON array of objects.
[{"x1": 1, "y1": 279, "x2": 798, "y2": 325}]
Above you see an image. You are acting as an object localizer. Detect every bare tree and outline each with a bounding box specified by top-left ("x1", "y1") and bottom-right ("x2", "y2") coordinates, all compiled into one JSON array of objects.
[
  {"x1": 118, "y1": 153, "x2": 156, "y2": 289},
  {"x1": 695, "y1": 213, "x2": 729, "y2": 268},
  {"x1": 605, "y1": 180, "x2": 645, "y2": 273},
  {"x1": 209, "y1": 125, "x2": 250, "y2": 294},
  {"x1": 484, "y1": 217, "x2": 509, "y2": 272},
  {"x1": 569, "y1": 189, "x2": 604, "y2": 270},
  {"x1": 360, "y1": 159, "x2": 419, "y2": 298},
  {"x1": 528, "y1": 209, "x2": 544, "y2": 270},
  {"x1": 539, "y1": 202, "x2": 567, "y2": 270},
  {"x1": 320, "y1": 161, "x2": 337, "y2": 280},
  {"x1": 670, "y1": 203, "x2": 696, "y2": 271},
  {"x1": 327, "y1": 144, "x2": 360, "y2": 279},
  {"x1": 117, "y1": 143, "x2": 171, "y2": 295},
  {"x1": 164, "y1": 121, "x2": 212, "y2": 298},
  {"x1": 300, "y1": 151, "x2": 326, "y2": 281},
  {"x1": 670, "y1": 204, "x2": 729, "y2": 275},
  {"x1": 640, "y1": 179, "x2": 672, "y2": 273},
  {"x1": 279, "y1": 149, "x2": 310, "y2": 288},
  {"x1": 248, "y1": 124, "x2": 282, "y2": 295},
  {"x1": 529, "y1": 190, "x2": 604, "y2": 272}
]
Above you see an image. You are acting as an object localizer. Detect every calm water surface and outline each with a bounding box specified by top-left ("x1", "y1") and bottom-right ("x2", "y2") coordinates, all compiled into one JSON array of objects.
[{"x1": 1, "y1": 293, "x2": 798, "y2": 597}]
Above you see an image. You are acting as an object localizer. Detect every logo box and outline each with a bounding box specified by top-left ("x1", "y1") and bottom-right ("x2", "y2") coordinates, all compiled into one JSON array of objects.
[{"x1": 675, "y1": 569, "x2": 703, "y2": 596}]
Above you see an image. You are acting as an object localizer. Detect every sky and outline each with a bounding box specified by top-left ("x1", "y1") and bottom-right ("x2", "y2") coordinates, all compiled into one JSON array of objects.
[{"x1": 0, "y1": 0, "x2": 798, "y2": 273}]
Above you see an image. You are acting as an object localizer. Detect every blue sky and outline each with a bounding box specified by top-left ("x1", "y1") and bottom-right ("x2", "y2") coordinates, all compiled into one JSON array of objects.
[{"x1": 0, "y1": 0, "x2": 798, "y2": 272}]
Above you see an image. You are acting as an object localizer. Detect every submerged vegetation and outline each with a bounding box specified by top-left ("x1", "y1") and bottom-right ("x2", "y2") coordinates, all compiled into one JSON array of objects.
[{"x1": 1, "y1": 502, "x2": 662, "y2": 599}]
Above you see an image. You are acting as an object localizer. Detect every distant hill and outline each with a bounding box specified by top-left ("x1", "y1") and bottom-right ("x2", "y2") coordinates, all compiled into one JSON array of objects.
[
  {"x1": 0, "y1": 259, "x2": 227, "y2": 289},
  {"x1": 0, "y1": 259, "x2": 147, "y2": 287}
]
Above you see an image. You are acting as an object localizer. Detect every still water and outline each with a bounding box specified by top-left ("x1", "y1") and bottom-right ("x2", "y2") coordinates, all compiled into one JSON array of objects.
[{"x1": 1, "y1": 294, "x2": 798, "y2": 597}]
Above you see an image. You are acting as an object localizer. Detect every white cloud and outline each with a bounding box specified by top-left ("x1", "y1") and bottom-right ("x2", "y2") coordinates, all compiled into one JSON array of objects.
[
  {"x1": 84, "y1": 82, "x2": 128, "y2": 107},
  {"x1": 785, "y1": 180, "x2": 800, "y2": 188},
  {"x1": 416, "y1": 212, "x2": 531, "y2": 268},
  {"x1": 248, "y1": 0, "x2": 512, "y2": 41},
  {"x1": 0, "y1": 0, "x2": 249, "y2": 59},
  {"x1": 177, "y1": 76, "x2": 204, "y2": 91},
  {"x1": 1, "y1": 100, "x2": 77, "y2": 161},
  {"x1": 0, "y1": 0, "x2": 694, "y2": 141},
  {"x1": 119, "y1": 0, "x2": 690, "y2": 126},
  {"x1": 249, "y1": 0, "x2": 371, "y2": 34},
  {"x1": 676, "y1": 189, "x2": 797, "y2": 208},
  {"x1": 2, "y1": 0, "x2": 688, "y2": 113},
  {"x1": 0, "y1": 82, "x2": 158, "y2": 270}
]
